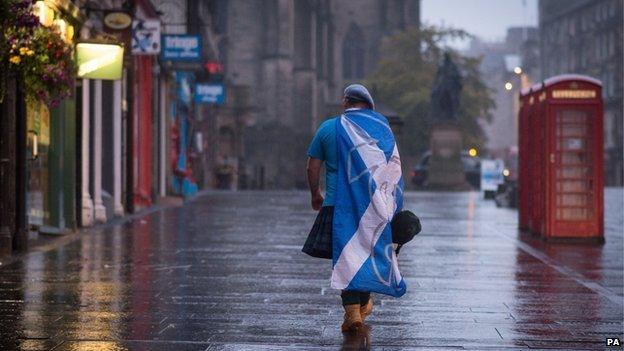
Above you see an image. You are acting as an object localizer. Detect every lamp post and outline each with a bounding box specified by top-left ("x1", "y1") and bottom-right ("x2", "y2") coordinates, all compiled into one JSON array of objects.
[{"x1": 505, "y1": 66, "x2": 531, "y2": 166}]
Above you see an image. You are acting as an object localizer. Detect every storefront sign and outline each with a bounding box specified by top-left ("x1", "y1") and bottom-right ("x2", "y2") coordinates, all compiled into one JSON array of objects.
[
  {"x1": 195, "y1": 83, "x2": 225, "y2": 104},
  {"x1": 132, "y1": 19, "x2": 161, "y2": 55},
  {"x1": 161, "y1": 35, "x2": 201, "y2": 61},
  {"x1": 76, "y1": 43, "x2": 124, "y2": 80},
  {"x1": 104, "y1": 11, "x2": 132, "y2": 30}
]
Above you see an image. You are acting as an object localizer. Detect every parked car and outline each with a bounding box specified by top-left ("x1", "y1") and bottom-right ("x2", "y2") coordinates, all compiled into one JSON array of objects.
[{"x1": 411, "y1": 150, "x2": 481, "y2": 189}]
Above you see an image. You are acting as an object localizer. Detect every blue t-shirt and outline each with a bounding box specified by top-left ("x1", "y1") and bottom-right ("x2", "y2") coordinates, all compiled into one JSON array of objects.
[{"x1": 307, "y1": 117, "x2": 338, "y2": 206}]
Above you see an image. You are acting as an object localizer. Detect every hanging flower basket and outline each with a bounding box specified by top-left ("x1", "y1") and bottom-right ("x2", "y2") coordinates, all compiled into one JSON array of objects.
[{"x1": 0, "y1": 0, "x2": 76, "y2": 107}]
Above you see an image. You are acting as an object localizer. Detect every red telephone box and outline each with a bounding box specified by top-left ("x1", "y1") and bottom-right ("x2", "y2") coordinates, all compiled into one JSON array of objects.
[
  {"x1": 519, "y1": 75, "x2": 604, "y2": 242},
  {"x1": 519, "y1": 84, "x2": 547, "y2": 234}
]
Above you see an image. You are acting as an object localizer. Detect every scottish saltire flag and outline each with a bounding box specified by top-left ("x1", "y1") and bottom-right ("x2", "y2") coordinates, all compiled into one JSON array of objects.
[{"x1": 331, "y1": 109, "x2": 406, "y2": 297}]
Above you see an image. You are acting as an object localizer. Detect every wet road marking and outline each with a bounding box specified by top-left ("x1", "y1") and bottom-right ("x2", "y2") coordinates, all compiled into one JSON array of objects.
[
  {"x1": 158, "y1": 323, "x2": 176, "y2": 335},
  {"x1": 494, "y1": 327, "x2": 504, "y2": 339},
  {"x1": 153, "y1": 264, "x2": 192, "y2": 271},
  {"x1": 498, "y1": 230, "x2": 623, "y2": 307}
]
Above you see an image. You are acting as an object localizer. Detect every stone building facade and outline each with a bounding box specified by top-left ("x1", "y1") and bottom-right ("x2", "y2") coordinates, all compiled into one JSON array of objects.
[
  {"x1": 539, "y1": 0, "x2": 623, "y2": 185},
  {"x1": 155, "y1": 0, "x2": 420, "y2": 189}
]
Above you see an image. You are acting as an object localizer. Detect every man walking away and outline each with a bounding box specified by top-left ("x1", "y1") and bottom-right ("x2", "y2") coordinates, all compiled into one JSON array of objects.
[{"x1": 304, "y1": 84, "x2": 406, "y2": 333}]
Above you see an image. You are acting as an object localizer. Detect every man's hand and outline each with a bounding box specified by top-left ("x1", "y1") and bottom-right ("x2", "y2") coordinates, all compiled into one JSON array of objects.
[
  {"x1": 311, "y1": 191, "x2": 324, "y2": 211},
  {"x1": 307, "y1": 157, "x2": 323, "y2": 211}
]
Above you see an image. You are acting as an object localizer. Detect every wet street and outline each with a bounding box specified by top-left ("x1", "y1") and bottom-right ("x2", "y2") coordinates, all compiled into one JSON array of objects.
[{"x1": 0, "y1": 190, "x2": 622, "y2": 350}]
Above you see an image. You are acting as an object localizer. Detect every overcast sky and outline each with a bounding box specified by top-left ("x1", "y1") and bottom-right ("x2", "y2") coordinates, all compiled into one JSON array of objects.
[{"x1": 421, "y1": 0, "x2": 538, "y2": 48}]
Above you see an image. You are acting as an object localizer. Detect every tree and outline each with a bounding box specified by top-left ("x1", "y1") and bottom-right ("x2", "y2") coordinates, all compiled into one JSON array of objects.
[{"x1": 366, "y1": 25, "x2": 495, "y2": 165}]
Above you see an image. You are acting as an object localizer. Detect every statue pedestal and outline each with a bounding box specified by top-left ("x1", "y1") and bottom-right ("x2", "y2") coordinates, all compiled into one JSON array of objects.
[{"x1": 427, "y1": 122, "x2": 472, "y2": 190}]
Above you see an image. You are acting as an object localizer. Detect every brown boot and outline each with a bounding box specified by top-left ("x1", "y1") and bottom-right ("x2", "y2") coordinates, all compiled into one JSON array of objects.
[
  {"x1": 341, "y1": 304, "x2": 363, "y2": 332},
  {"x1": 360, "y1": 297, "x2": 373, "y2": 322}
]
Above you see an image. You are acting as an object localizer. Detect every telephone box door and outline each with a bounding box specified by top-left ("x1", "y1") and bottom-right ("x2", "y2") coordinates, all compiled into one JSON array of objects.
[{"x1": 548, "y1": 104, "x2": 603, "y2": 238}]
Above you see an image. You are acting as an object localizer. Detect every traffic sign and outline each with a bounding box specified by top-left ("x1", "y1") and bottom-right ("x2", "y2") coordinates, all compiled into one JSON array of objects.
[{"x1": 195, "y1": 83, "x2": 225, "y2": 104}]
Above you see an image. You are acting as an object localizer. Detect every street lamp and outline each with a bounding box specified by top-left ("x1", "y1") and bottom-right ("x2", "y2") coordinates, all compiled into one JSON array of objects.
[
  {"x1": 513, "y1": 66, "x2": 522, "y2": 75},
  {"x1": 505, "y1": 82, "x2": 513, "y2": 91},
  {"x1": 34, "y1": 1, "x2": 55, "y2": 26}
]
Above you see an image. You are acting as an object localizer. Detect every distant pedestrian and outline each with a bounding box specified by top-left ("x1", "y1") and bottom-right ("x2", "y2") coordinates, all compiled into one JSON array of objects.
[{"x1": 303, "y1": 84, "x2": 406, "y2": 333}]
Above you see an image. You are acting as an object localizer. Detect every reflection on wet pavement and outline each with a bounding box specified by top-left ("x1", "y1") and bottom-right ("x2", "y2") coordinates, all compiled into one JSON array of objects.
[{"x1": 0, "y1": 190, "x2": 622, "y2": 350}]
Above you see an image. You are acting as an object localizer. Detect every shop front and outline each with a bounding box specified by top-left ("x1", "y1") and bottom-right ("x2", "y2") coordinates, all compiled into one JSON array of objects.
[
  {"x1": 0, "y1": 0, "x2": 86, "y2": 256},
  {"x1": 26, "y1": 0, "x2": 84, "y2": 235}
]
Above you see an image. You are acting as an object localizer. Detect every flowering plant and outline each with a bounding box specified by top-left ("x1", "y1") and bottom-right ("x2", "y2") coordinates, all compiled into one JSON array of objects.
[{"x1": 0, "y1": 0, "x2": 75, "y2": 107}]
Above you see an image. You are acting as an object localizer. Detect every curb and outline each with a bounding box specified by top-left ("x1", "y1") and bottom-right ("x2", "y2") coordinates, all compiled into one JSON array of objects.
[{"x1": 0, "y1": 194, "x2": 201, "y2": 269}]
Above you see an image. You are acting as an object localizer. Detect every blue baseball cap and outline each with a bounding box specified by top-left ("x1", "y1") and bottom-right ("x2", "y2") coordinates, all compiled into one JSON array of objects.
[{"x1": 344, "y1": 84, "x2": 375, "y2": 109}]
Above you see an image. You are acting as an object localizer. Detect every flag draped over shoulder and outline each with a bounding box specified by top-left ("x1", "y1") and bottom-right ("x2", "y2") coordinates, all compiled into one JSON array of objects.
[{"x1": 331, "y1": 109, "x2": 406, "y2": 297}]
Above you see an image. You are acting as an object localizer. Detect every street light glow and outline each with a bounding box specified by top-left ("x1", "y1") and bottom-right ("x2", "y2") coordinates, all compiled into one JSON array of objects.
[
  {"x1": 505, "y1": 82, "x2": 513, "y2": 90},
  {"x1": 468, "y1": 148, "x2": 478, "y2": 157},
  {"x1": 513, "y1": 66, "x2": 522, "y2": 74}
]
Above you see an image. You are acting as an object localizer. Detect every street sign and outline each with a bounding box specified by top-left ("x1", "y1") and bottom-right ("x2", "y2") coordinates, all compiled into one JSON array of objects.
[
  {"x1": 480, "y1": 159, "x2": 505, "y2": 192},
  {"x1": 195, "y1": 83, "x2": 225, "y2": 104},
  {"x1": 104, "y1": 11, "x2": 132, "y2": 30},
  {"x1": 161, "y1": 35, "x2": 201, "y2": 61},
  {"x1": 132, "y1": 19, "x2": 161, "y2": 55},
  {"x1": 75, "y1": 43, "x2": 124, "y2": 80}
]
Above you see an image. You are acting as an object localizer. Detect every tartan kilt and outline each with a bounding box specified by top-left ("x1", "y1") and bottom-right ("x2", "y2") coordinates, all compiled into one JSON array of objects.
[{"x1": 302, "y1": 206, "x2": 333, "y2": 259}]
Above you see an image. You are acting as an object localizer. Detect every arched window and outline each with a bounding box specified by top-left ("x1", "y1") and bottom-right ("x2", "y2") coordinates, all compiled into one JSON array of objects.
[{"x1": 342, "y1": 24, "x2": 365, "y2": 79}]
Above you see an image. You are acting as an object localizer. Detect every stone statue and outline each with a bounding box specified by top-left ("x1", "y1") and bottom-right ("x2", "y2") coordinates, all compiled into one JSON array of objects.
[
  {"x1": 426, "y1": 52, "x2": 471, "y2": 190},
  {"x1": 430, "y1": 52, "x2": 463, "y2": 121}
]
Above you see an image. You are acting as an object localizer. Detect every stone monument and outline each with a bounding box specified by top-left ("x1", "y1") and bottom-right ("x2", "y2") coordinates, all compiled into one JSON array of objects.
[{"x1": 427, "y1": 53, "x2": 471, "y2": 190}]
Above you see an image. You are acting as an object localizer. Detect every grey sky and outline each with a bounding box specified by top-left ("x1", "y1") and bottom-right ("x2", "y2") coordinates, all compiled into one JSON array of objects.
[{"x1": 422, "y1": 0, "x2": 538, "y2": 47}]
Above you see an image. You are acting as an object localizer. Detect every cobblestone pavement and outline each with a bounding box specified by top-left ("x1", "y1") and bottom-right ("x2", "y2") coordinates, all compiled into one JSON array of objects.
[{"x1": 0, "y1": 190, "x2": 622, "y2": 350}]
